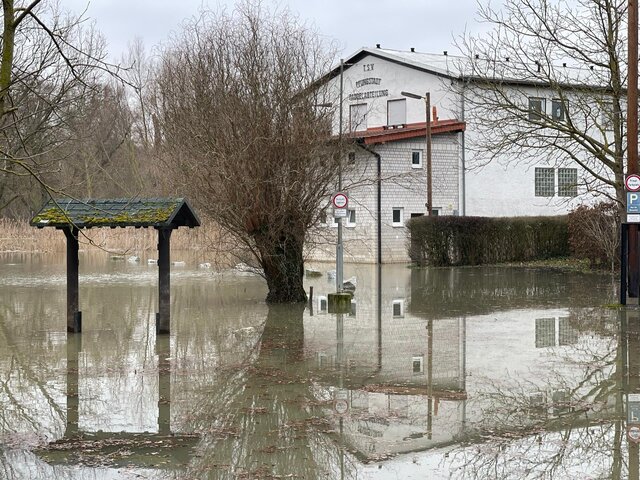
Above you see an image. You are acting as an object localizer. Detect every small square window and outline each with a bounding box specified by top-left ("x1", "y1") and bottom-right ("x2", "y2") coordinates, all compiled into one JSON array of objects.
[
  {"x1": 350, "y1": 300, "x2": 357, "y2": 317},
  {"x1": 348, "y1": 152, "x2": 356, "y2": 165},
  {"x1": 392, "y1": 299, "x2": 404, "y2": 317},
  {"x1": 558, "y1": 168, "x2": 578, "y2": 197},
  {"x1": 411, "y1": 150, "x2": 422, "y2": 168},
  {"x1": 346, "y1": 208, "x2": 356, "y2": 227},
  {"x1": 551, "y1": 99, "x2": 566, "y2": 122},
  {"x1": 535, "y1": 167, "x2": 555, "y2": 197},
  {"x1": 529, "y1": 97, "x2": 546, "y2": 121},
  {"x1": 412, "y1": 355, "x2": 424, "y2": 374},
  {"x1": 392, "y1": 208, "x2": 404, "y2": 226}
]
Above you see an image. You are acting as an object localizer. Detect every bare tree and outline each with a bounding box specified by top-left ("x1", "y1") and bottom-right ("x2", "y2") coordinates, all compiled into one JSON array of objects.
[
  {"x1": 456, "y1": 0, "x2": 627, "y2": 212},
  {"x1": 154, "y1": 1, "x2": 341, "y2": 303},
  {"x1": 0, "y1": 0, "x2": 124, "y2": 217}
]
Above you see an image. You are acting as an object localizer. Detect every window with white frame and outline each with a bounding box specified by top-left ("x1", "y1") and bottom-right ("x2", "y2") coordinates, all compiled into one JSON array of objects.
[
  {"x1": 411, "y1": 150, "x2": 422, "y2": 168},
  {"x1": 392, "y1": 207, "x2": 404, "y2": 226},
  {"x1": 412, "y1": 355, "x2": 424, "y2": 374},
  {"x1": 558, "y1": 168, "x2": 578, "y2": 197},
  {"x1": 387, "y1": 99, "x2": 407, "y2": 126},
  {"x1": 346, "y1": 208, "x2": 356, "y2": 227},
  {"x1": 392, "y1": 299, "x2": 404, "y2": 317},
  {"x1": 528, "y1": 97, "x2": 546, "y2": 121},
  {"x1": 535, "y1": 167, "x2": 555, "y2": 197},
  {"x1": 350, "y1": 103, "x2": 367, "y2": 132},
  {"x1": 551, "y1": 98, "x2": 566, "y2": 122}
]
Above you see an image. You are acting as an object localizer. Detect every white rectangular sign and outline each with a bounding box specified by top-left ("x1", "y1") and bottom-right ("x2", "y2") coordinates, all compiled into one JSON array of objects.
[
  {"x1": 333, "y1": 208, "x2": 347, "y2": 218},
  {"x1": 629, "y1": 214, "x2": 640, "y2": 223}
]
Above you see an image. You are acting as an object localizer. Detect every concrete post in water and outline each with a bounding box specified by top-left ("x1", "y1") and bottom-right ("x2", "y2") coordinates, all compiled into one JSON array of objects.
[
  {"x1": 156, "y1": 228, "x2": 172, "y2": 335},
  {"x1": 64, "y1": 227, "x2": 81, "y2": 333},
  {"x1": 328, "y1": 292, "x2": 352, "y2": 314}
]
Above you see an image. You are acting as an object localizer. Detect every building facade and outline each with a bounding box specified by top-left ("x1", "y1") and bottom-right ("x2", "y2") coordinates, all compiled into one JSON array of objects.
[{"x1": 307, "y1": 47, "x2": 604, "y2": 263}]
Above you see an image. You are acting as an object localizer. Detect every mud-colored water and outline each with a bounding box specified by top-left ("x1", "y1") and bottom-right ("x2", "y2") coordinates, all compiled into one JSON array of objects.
[{"x1": 0, "y1": 251, "x2": 630, "y2": 479}]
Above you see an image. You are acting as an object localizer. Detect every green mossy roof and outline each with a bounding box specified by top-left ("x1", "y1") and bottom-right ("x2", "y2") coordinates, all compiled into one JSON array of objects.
[{"x1": 30, "y1": 198, "x2": 200, "y2": 229}]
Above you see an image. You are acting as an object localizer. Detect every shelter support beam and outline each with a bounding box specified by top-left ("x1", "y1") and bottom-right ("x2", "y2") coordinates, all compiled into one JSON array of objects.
[
  {"x1": 156, "y1": 228, "x2": 172, "y2": 335},
  {"x1": 64, "y1": 227, "x2": 81, "y2": 333}
]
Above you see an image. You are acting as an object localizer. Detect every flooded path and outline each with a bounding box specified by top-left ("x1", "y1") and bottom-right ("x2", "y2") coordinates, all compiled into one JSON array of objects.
[{"x1": 0, "y1": 252, "x2": 630, "y2": 479}]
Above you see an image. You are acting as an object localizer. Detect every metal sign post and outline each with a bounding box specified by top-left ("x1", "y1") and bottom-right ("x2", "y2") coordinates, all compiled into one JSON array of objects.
[{"x1": 332, "y1": 192, "x2": 348, "y2": 292}]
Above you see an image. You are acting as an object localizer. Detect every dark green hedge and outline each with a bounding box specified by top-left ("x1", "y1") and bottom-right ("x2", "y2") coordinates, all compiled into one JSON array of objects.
[{"x1": 408, "y1": 216, "x2": 569, "y2": 266}]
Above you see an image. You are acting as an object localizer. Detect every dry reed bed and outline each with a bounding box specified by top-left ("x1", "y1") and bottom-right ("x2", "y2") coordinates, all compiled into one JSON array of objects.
[{"x1": 0, "y1": 219, "x2": 225, "y2": 255}]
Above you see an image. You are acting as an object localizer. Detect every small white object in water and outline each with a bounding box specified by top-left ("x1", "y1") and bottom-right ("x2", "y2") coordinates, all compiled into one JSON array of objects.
[
  {"x1": 127, "y1": 255, "x2": 140, "y2": 263},
  {"x1": 147, "y1": 259, "x2": 157, "y2": 265},
  {"x1": 171, "y1": 260, "x2": 186, "y2": 267},
  {"x1": 199, "y1": 262, "x2": 211, "y2": 269}
]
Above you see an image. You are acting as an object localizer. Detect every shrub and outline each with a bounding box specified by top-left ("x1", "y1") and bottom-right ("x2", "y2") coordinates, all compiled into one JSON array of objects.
[
  {"x1": 408, "y1": 215, "x2": 569, "y2": 266},
  {"x1": 567, "y1": 202, "x2": 620, "y2": 270}
]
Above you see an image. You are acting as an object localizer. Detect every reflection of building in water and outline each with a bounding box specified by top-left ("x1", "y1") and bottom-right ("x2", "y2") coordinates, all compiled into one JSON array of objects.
[
  {"x1": 535, "y1": 317, "x2": 578, "y2": 348},
  {"x1": 304, "y1": 264, "x2": 467, "y2": 457},
  {"x1": 304, "y1": 263, "x2": 615, "y2": 461}
]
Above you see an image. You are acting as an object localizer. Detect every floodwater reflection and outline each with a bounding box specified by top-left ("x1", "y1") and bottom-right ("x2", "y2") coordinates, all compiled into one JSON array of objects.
[{"x1": 0, "y1": 252, "x2": 634, "y2": 479}]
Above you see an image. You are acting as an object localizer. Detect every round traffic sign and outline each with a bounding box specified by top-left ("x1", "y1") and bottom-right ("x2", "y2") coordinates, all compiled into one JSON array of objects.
[
  {"x1": 334, "y1": 399, "x2": 349, "y2": 415},
  {"x1": 332, "y1": 192, "x2": 348, "y2": 209},
  {"x1": 629, "y1": 426, "x2": 640, "y2": 443},
  {"x1": 627, "y1": 174, "x2": 640, "y2": 192}
]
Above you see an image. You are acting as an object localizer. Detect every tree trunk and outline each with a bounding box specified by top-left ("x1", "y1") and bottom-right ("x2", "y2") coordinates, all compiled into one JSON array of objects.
[{"x1": 255, "y1": 229, "x2": 307, "y2": 304}]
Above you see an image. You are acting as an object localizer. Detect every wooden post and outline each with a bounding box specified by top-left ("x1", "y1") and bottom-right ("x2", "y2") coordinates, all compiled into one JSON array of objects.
[
  {"x1": 629, "y1": 0, "x2": 639, "y2": 297},
  {"x1": 64, "y1": 227, "x2": 81, "y2": 333},
  {"x1": 156, "y1": 228, "x2": 172, "y2": 335},
  {"x1": 425, "y1": 92, "x2": 432, "y2": 216}
]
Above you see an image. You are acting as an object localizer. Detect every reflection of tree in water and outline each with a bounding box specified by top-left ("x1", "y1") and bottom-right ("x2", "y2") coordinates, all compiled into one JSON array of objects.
[
  {"x1": 178, "y1": 304, "x2": 357, "y2": 479},
  {"x1": 448, "y1": 308, "x2": 629, "y2": 479}
]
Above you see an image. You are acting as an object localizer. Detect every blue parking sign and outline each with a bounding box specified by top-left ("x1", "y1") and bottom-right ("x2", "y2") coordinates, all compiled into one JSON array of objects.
[{"x1": 629, "y1": 192, "x2": 640, "y2": 213}]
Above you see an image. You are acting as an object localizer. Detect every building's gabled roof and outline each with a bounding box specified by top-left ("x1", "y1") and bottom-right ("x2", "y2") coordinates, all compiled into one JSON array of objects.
[
  {"x1": 30, "y1": 198, "x2": 201, "y2": 229},
  {"x1": 323, "y1": 46, "x2": 612, "y2": 91},
  {"x1": 350, "y1": 119, "x2": 466, "y2": 145}
]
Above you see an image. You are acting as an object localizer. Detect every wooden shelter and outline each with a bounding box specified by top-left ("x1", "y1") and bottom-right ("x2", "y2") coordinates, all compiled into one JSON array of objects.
[{"x1": 30, "y1": 198, "x2": 200, "y2": 334}]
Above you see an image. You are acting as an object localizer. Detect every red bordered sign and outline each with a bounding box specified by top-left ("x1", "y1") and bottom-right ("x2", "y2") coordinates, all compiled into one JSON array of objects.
[
  {"x1": 626, "y1": 174, "x2": 640, "y2": 192},
  {"x1": 332, "y1": 192, "x2": 348, "y2": 209}
]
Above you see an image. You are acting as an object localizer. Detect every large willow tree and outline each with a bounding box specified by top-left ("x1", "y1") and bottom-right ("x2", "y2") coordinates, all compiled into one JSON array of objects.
[{"x1": 155, "y1": 2, "x2": 340, "y2": 303}]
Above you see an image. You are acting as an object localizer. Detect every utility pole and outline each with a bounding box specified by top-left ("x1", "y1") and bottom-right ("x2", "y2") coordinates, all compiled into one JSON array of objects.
[
  {"x1": 629, "y1": 0, "x2": 639, "y2": 297},
  {"x1": 401, "y1": 90, "x2": 433, "y2": 215},
  {"x1": 425, "y1": 92, "x2": 432, "y2": 216},
  {"x1": 336, "y1": 59, "x2": 344, "y2": 292}
]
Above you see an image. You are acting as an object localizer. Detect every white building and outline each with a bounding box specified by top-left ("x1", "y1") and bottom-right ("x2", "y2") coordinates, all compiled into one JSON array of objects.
[{"x1": 308, "y1": 46, "x2": 605, "y2": 263}]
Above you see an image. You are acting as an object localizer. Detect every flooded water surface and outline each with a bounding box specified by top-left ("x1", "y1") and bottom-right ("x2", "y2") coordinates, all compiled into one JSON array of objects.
[{"x1": 0, "y1": 252, "x2": 633, "y2": 479}]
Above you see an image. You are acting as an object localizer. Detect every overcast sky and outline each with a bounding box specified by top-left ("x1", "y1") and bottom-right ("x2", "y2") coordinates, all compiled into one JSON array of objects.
[{"x1": 64, "y1": 0, "x2": 490, "y2": 61}]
